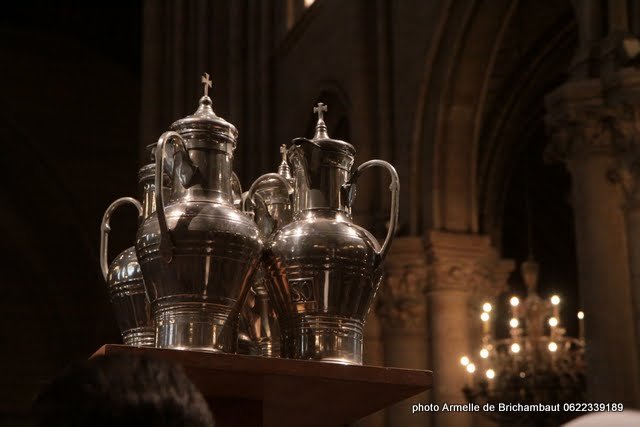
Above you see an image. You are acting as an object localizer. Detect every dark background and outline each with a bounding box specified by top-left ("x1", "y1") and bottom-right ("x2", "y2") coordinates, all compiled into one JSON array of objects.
[{"x1": 0, "y1": 3, "x2": 142, "y2": 423}]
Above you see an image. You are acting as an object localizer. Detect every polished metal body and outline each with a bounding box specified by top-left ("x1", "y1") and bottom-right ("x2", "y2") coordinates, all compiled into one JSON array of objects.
[
  {"x1": 240, "y1": 148, "x2": 294, "y2": 356},
  {"x1": 100, "y1": 162, "x2": 163, "y2": 347},
  {"x1": 264, "y1": 103, "x2": 399, "y2": 365},
  {"x1": 136, "y1": 92, "x2": 262, "y2": 352}
]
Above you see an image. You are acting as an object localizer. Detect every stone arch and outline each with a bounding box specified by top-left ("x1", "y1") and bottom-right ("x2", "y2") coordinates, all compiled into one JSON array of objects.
[
  {"x1": 411, "y1": 0, "x2": 515, "y2": 234},
  {"x1": 412, "y1": 0, "x2": 575, "y2": 240},
  {"x1": 478, "y1": 16, "x2": 576, "y2": 246}
]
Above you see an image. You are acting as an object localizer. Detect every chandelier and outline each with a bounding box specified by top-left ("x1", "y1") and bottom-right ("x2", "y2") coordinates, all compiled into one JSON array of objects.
[{"x1": 460, "y1": 256, "x2": 586, "y2": 426}]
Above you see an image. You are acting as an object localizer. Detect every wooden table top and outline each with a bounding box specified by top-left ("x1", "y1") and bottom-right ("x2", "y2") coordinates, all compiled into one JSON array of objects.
[{"x1": 92, "y1": 344, "x2": 432, "y2": 427}]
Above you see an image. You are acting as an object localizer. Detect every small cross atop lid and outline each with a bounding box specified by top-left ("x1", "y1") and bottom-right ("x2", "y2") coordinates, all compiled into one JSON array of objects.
[
  {"x1": 313, "y1": 102, "x2": 327, "y2": 120},
  {"x1": 278, "y1": 144, "x2": 292, "y2": 179},
  {"x1": 312, "y1": 102, "x2": 329, "y2": 140},
  {"x1": 168, "y1": 72, "x2": 238, "y2": 144},
  {"x1": 201, "y1": 72, "x2": 212, "y2": 97}
]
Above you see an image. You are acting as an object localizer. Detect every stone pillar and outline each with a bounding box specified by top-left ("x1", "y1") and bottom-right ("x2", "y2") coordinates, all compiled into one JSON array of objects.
[
  {"x1": 606, "y1": 71, "x2": 640, "y2": 388},
  {"x1": 376, "y1": 237, "x2": 429, "y2": 427},
  {"x1": 426, "y1": 231, "x2": 508, "y2": 427},
  {"x1": 545, "y1": 80, "x2": 640, "y2": 406},
  {"x1": 621, "y1": 171, "x2": 640, "y2": 390}
]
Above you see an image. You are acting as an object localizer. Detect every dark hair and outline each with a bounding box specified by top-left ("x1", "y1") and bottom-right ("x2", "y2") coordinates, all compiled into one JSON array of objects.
[{"x1": 32, "y1": 354, "x2": 214, "y2": 427}]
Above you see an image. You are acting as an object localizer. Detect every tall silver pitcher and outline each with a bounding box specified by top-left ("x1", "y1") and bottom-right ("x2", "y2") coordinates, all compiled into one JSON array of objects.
[
  {"x1": 264, "y1": 103, "x2": 399, "y2": 365},
  {"x1": 99, "y1": 159, "x2": 165, "y2": 347},
  {"x1": 136, "y1": 77, "x2": 262, "y2": 352},
  {"x1": 241, "y1": 146, "x2": 294, "y2": 356}
]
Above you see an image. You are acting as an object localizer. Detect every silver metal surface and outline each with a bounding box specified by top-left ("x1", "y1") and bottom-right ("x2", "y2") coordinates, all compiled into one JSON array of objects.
[
  {"x1": 100, "y1": 188, "x2": 156, "y2": 347},
  {"x1": 239, "y1": 151, "x2": 294, "y2": 356},
  {"x1": 264, "y1": 103, "x2": 400, "y2": 365},
  {"x1": 136, "y1": 84, "x2": 262, "y2": 353}
]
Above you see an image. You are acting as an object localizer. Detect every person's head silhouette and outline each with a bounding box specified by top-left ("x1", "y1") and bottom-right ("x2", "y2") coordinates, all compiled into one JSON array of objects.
[{"x1": 32, "y1": 354, "x2": 214, "y2": 427}]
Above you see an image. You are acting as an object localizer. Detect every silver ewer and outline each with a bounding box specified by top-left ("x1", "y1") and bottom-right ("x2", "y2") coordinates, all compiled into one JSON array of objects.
[
  {"x1": 240, "y1": 146, "x2": 295, "y2": 357},
  {"x1": 99, "y1": 162, "x2": 165, "y2": 347},
  {"x1": 136, "y1": 82, "x2": 262, "y2": 353},
  {"x1": 264, "y1": 103, "x2": 399, "y2": 365}
]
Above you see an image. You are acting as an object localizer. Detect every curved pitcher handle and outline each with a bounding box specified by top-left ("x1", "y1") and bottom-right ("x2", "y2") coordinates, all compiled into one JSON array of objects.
[
  {"x1": 348, "y1": 160, "x2": 399, "y2": 261},
  {"x1": 100, "y1": 197, "x2": 143, "y2": 281},
  {"x1": 242, "y1": 173, "x2": 294, "y2": 213},
  {"x1": 231, "y1": 172, "x2": 243, "y2": 208},
  {"x1": 155, "y1": 131, "x2": 189, "y2": 263}
]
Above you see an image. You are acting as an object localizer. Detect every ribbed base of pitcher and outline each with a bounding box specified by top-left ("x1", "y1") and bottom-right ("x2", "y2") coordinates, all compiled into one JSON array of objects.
[
  {"x1": 257, "y1": 337, "x2": 281, "y2": 358},
  {"x1": 154, "y1": 303, "x2": 237, "y2": 352},
  {"x1": 280, "y1": 315, "x2": 363, "y2": 365},
  {"x1": 122, "y1": 327, "x2": 155, "y2": 347}
]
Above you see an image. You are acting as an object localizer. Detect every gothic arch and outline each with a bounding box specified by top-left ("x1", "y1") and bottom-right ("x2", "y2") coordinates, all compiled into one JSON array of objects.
[
  {"x1": 411, "y1": 0, "x2": 514, "y2": 234},
  {"x1": 411, "y1": 0, "x2": 575, "y2": 240},
  {"x1": 478, "y1": 17, "x2": 576, "y2": 244}
]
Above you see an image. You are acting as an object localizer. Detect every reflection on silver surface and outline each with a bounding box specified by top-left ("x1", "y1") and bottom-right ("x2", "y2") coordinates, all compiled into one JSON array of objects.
[
  {"x1": 264, "y1": 103, "x2": 399, "y2": 365},
  {"x1": 136, "y1": 86, "x2": 262, "y2": 353},
  {"x1": 240, "y1": 147, "x2": 294, "y2": 356},
  {"x1": 99, "y1": 81, "x2": 401, "y2": 363},
  {"x1": 100, "y1": 156, "x2": 167, "y2": 347}
]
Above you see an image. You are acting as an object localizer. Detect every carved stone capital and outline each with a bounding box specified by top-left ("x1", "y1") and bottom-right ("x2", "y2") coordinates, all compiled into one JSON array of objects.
[
  {"x1": 425, "y1": 231, "x2": 514, "y2": 299},
  {"x1": 544, "y1": 105, "x2": 618, "y2": 162},
  {"x1": 544, "y1": 79, "x2": 613, "y2": 163},
  {"x1": 375, "y1": 237, "x2": 428, "y2": 329},
  {"x1": 606, "y1": 102, "x2": 640, "y2": 207}
]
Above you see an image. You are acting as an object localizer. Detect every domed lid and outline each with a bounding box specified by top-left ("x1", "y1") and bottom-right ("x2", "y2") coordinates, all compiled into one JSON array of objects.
[
  {"x1": 295, "y1": 102, "x2": 355, "y2": 156},
  {"x1": 138, "y1": 163, "x2": 155, "y2": 184},
  {"x1": 277, "y1": 144, "x2": 293, "y2": 180},
  {"x1": 169, "y1": 73, "x2": 238, "y2": 145},
  {"x1": 138, "y1": 144, "x2": 171, "y2": 185}
]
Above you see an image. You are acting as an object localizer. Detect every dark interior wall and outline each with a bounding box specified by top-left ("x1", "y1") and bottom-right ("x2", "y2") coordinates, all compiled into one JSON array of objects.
[
  {"x1": 0, "y1": 3, "x2": 142, "y2": 425},
  {"x1": 469, "y1": 1, "x2": 580, "y2": 337}
]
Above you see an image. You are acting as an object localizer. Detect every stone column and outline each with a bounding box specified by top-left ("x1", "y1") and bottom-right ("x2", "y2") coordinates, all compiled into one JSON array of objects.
[
  {"x1": 606, "y1": 71, "x2": 640, "y2": 387},
  {"x1": 620, "y1": 167, "x2": 640, "y2": 392},
  {"x1": 426, "y1": 231, "x2": 508, "y2": 427},
  {"x1": 545, "y1": 80, "x2": 640, "y2": 406},
  {"x1": 376, "y1": 237, "x2": 429, "y2": 427}
]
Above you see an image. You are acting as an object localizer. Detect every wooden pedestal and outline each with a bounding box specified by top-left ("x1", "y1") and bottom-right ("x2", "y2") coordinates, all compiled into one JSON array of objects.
[{"x1": 92, "y1": 345, "x2": 432, "y2": 427}]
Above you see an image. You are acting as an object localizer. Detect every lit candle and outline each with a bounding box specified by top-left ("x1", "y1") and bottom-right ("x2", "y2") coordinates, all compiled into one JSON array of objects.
[
  {"x1": 466, "y1": 363, "x2": 476, "y2": 386},
  {"x1": 548, "y1": 316, "x2": 558, "y2": 338},
  {"x1": 481, "y1": 311, "x2": 490, "y2": 335},
  {"x1": 510, "y1": 296, "x2": 519, "y2": 317},
  {"x1": 548, "y1": 341, "x2": 558, "y2": 367},
  {"x1": 509, "y1": 297, "x2": 519, "y2": 338},
  {"x1": 551, "y1": 295, "x2": 560, "y2": 320},
  {"x1": 577, "y1": 311, "x2": 585, "y2": 341}
]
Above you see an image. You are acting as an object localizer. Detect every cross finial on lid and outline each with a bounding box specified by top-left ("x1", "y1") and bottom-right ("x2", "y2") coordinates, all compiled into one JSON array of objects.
[
  {"x1": 312, "y1": 102, "x2": 329, "y2": 140},
  {"x1": 201, "y1": 73, "x2": 212, "y2": 97},
  {"x1": 278, "y1": 144, "x2": 293, "y2": 179},
  {"x1": 313, "y1": 102, "x2": 328, "y2": 121}
]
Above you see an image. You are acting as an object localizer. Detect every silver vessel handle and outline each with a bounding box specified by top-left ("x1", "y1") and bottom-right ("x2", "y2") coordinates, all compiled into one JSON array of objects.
[
  {"x1": 352, "y1": 160, "x2": 399, "y2": 260},
  {"x1": 99, "y1": 197, "x2": 143, "y2": 281},
  {"x1": 243, "y1": 173, "x2": 294, "y2": 212},
  {"x1": 156, "y1": 131, "x2": 188, "y2": 263},
  {"x1": 231, "y1": 172, "x2": 243, "y2": 208}
]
